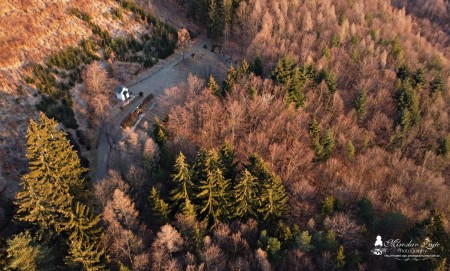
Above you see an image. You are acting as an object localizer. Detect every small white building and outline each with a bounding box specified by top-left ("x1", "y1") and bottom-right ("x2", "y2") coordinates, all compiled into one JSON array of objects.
[{"x1": 115, "y1": 86, "x2": 130, "y2": 101}]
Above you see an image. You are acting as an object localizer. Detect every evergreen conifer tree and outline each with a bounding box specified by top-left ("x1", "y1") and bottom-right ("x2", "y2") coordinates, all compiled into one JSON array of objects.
[
  {"x1": 207, "y1": 75, "x2": 221, "y2": 97},
  {"x1": 430, "y1": 75, "x2": 445, "y2": 95},
  {"x1": 182, "y1": 197, "x2": 197, "y2": 218},
  {"x1": 347, "y1": 140, "x2": 355, "y2": 160},
  {"x1": 191, "y1": 148, "x2": 209, "y2": 191},
  {"x1": 16, "y1": 113, "x2": 87, "y2": 233},
  {"x1": 322, "y1": 128, "x2": 335, "y2": 160},
  {"x1": 395, "y1": 79, "x2": 420, "y2": 133},
  {"x1": 6, "y1": 231, "x2": 54, "y2": 271},
  {"x1": 222, "y1": 66, "x2": 237, "y2": 94},
  {"x1": 207, "y1": 0, "x2": 225, "y2": 43},
  {"x1": 258, "y1": 175, "x2": 288, "y2": 221},
  {"x1": 65, "y1": 203, "x2": 106, "y2": 271},
  {"x1": 197, "y1": 150, "x2": 231, "y2": 224},
  {"x1": 197, "y1": 167, "x2": 230, "y2": 224},
  {"x1": 233, "y1": 169, "x2": 259, "y2": 219},
  {"x1": 237, "y1": 59, "x2": 250, "y2": 77},
  {"x1": 249, "y1": 56, "x2": 264, "y2": 76},
  {"x1": 354, "y1": 90, "x2": 367, "y2": 121},
  {"x1": 149, "y1": 187, "x2": 170, "y2": 225},
  {"x1": 271, "y1": 56, "x2": 297, "y2": 85},
  {"x1": 336, "y1": 245, "x2": 346, "y2": 269},
  {"x1": 413, "y1": 68, "x2": 426, "y2": 88},
  {"x1": 246, "y1": 154, "x2": 272, "y2": 184},
  {"x1": 153, "y1": 117, "x2": 167, "y2": 147},
  {"x1": 438, "y1": 135, "x2": 450, "y2": 157},
  {"x1": 219, "y1": 142, "x2": 238, "y2": 183},
  {"x1": 171, "y1": 152, "x2": 195, "y2": 212}
]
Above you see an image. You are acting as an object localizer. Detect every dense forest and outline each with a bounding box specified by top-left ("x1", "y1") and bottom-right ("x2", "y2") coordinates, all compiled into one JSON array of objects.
[{"x1": 1, "y1": 0, "x2": 450, "y2": 270}]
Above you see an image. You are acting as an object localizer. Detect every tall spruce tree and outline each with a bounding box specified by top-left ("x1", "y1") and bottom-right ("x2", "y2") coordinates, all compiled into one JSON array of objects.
[
  {"x1": 354, "y1": 90, "x2": 367, "y2": 121},
  {"x1": 246, "y1": 154, "x2": 287, "y2": 221},
  {"x1": 271, "y1": 56, "x2": 297, "y2": 85},
  {"x1": 207, "y1": 0, "x2": 225, "y2": 43},
  {"x1": 246, "y1": 154, "x2": 272, "y2": 184},
  {"x1": 233, "y1": 169, "x2": 259, "y2": 219},
  {"x1": 65, "y1": 203, "x2": 106, "y2": 271},
  {"x1": 16, "y1": 113, "x2": 87, "y2": 233},
  {"x1": 197, "y1": 150, "x2": 231, "y2": 224},
  {"x1": 191, "y1": 148, "x2": 209, "y2": 185},
  {"x1": 219, "y1": 142, "x2": 238, "y2": 184},
  {"x1": 395, "y1": 79, "x2": 420, "y2": 133},
  {"x1": 197, "y1": 168, "x2": 230, "y2": 224},
  {"x1": 153, "y1": 117, "x2": 167, "y2": 147},
  {"x1": 321, "y1": 128, "x2": 335, "y2": 160},
  {"x1": 222, "y1": 66, "x2": 237, "y2": 94},
  {"x1": 207, "y1": 75, "x2": 221, "y2": 97},
  {"x1": 308, "y1": 118, "x2": 323, "y2": 158},
  {"x1": 257, "y1": 175, "x2": 288, "y2": 221},
  {"x1": 271, "y1": 56, "x2": 305, "y2": 108},
  {"x1": 6, "y1": 231, "x2": 54, "y2": 271},
  {"x1": 171, "y1": 152, "x2": 195, "y2": 213},
  {"x1": 149, "y1": 187, "x2": 170, "y2": 225}
]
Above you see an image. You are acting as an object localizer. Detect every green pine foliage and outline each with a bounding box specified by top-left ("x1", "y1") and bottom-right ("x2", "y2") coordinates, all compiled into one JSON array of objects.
[
  {"x1": 233, "y1": 169, "x2": 259, "y2": 219},
  {"x1": 181, "y1": 197, "x2": 197, "y2": 218},
  {"x1": 317, "y1": 69, "x2": 337, "y2": 94},
  {"x1": 395, "y1": 79, "x2": 420, "y2": 133},
  {"x1": 424, "y1": 212, "x2": 449, "y2": 261},
  {"x1": 257, "y1": 175, "x2": 288, "y2": 221},
  {"x1": 222, "y1": 66, "x2": 238, "y2": 94},
  {"x1": 153, "y1": 117, "x2": 167, "y2": 147},
  {"x1": 324, "y1": 70, "x2": 337, "y2": 94},
  {"x1": 197, "y1": 150, "x2": 231, "y2": 224},
  {"x1": 312, "y1": 230, "x2": 338, "y2": 252},
  {"x1": 65, "y1": 203, "x2": 106, "y2": 271},
  {"x1": 16, "y1": 113, "x2": 87, "y2": 233},
  {"x1": 309, "y1": 118, "x2": 323, "y2": 158},
  {"x1": 191, "y1": 148, "x2": 209, "y2": 186},
  {"x1": 271, "y1": 56, "x2": 297, "y2": 85},
  {"x1": 322, "y1": 128, "x2": 335, "y2": 160},
  {"x1": 64, "y1": 203, "x2": 102, "y2": 244},
  {"x1": 149, "y1": 187, "x2": 171, "y2": 225},
  {"x1": 321, "y1": 195, "x2": 336, "y2": 216},
  {"x1": 207, "y1": 0, "x2": 225, "y2": 43},
  {"x1": 413, "y1": 68, "x2": 426, "y2": 88},
  {"x1": 438, "y1": 135, "x2": 450, "y2": 157},
  {"x1": 246, "y1": 153, "x2": 288, "y2": 221},
  {"x1": 336, "y1": 245, "x2": 346, "y2": 269},
  {"x1": 249, "y1": 56, "x2": 264, "y2": 76},
  {"x1": 357, "y1": 197, "x2": 375, "y2": 226},
  {"x1": 430, "y1": 75, "x2": 445, "y2": 95},
  {"x1": 6, "y1": 231, "x2": 54, "y2": 271},
  {"x1": 396, "y1": 63, "x2": 410, "y2": 81},
  {"x1": 237, "y1": 59, "x2": 250, "y2": 77},
  {"x1": 295, "y1": 231, "x2": 314, "y2": 252},
  {"x1": 207, "y1": 75, "x2": 221, "y2": 97},
  {"x1": 272, "y1": 56, "x2": 306, "y2": 108},
  {"x1": 67, "y1": 237, "x2": 106, "y2": 271},
  {"x1": 246, "y1": 153, "x2": 273, "y2": 184},
  {"x1": 171, "y1": 152, "x2": 195, "y2": 212},
  {"x1": 266, "y1": 237, "x2": 282, "y2": 262},
  {"x1": 219, "y1": 142, "x2": 238, "y2": 183},
  {"x1": 354, "y1": 90, "x2": 367, "y2": 121}
]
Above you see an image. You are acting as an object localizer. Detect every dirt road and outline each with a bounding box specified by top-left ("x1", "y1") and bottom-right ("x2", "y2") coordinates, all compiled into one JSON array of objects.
[{"x1": 93, "y1": 37, "x2": 229, "y2": 181}]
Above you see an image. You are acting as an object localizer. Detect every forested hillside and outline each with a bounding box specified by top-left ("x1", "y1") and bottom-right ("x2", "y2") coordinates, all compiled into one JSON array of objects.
[
  {"x1": 0, "y1": 0, "x2": 176, "y2": 211},
  {"x1": 1, "y1": 0, "x2": 450, "y2": 270}
]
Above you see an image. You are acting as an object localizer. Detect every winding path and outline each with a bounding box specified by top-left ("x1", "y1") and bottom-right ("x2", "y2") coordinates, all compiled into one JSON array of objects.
[{"x1": 92, "y1": 37, "x2": 229, "y2": 181}]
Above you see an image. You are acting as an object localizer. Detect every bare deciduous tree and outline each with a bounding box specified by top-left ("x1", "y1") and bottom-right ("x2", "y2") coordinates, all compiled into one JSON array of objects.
[{"x1": 177, "y1": 28, "x2": 191, "y2": 60}]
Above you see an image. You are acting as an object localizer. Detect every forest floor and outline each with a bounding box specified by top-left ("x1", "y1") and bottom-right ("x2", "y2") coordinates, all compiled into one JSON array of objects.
[{"x1": 92, "y1": 35, "x2": 230, "y2": 181}]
